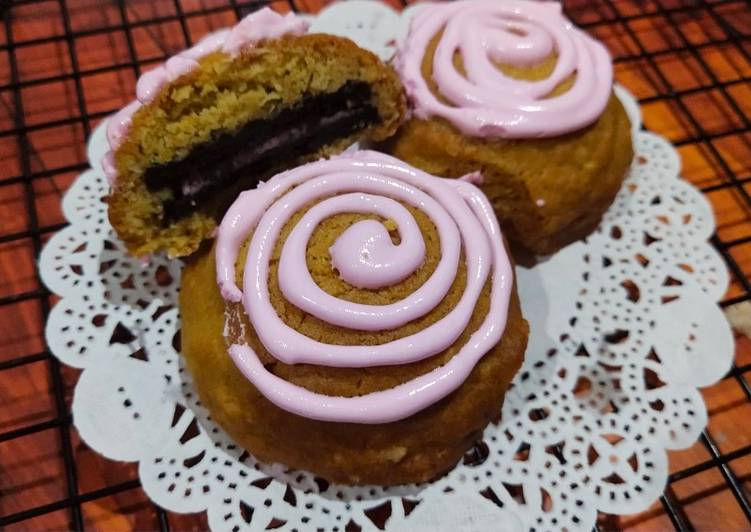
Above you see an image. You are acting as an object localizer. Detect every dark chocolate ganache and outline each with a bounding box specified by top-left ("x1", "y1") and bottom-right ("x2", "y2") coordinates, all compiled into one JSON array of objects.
[{"x1": 143, "y1": 81, "x2": 379, "y2": 222}]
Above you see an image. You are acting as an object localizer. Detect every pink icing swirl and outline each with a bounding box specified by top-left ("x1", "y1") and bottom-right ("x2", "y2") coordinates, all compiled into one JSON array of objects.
[
  {"x1": 101, "y1": 8, "x2": 308, "y2": 185},
  {"x1": 397, "y1": 0, "x2": 613, "y2": 138},
  {"x1": 215, "y1": 151, "x2": 513, "y2": 424}
]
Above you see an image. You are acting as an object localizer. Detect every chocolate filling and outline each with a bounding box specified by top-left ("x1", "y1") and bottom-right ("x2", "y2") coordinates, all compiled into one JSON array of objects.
[{"x1": 143, "y1": 81, "x2": 380, "y2": 223}]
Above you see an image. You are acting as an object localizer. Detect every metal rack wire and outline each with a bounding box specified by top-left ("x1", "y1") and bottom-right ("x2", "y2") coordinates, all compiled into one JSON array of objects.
[{"x1": 0, "y1": 0, "x2": 749, "y2": 530}]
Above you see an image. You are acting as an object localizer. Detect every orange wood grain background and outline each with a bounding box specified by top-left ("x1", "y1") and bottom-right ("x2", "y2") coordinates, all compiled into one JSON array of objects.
[{"x1": 0, "y1": 0, "x2": 750, "y2": 530}]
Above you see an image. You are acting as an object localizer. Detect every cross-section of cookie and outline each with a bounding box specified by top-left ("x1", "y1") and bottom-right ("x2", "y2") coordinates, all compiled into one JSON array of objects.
[{"x1": 104, "y1": 8, "x2": 405, "y2": 259}]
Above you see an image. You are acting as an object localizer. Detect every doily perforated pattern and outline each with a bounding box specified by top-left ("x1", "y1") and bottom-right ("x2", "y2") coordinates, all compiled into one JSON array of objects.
[{"x1": 40, "y1": 2, "x2": 733, "y2": 530}]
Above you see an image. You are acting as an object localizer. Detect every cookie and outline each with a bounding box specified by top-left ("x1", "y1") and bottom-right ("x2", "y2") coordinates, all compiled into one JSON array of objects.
[
  {"x1": 105, "y1": 8, "x2": 405, "y2": 258},
  {"x1": 180, "y1": 151, "x2": 528, "y2": 485}
]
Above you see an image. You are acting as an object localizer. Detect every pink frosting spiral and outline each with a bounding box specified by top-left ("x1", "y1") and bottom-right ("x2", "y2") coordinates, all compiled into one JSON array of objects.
[
  {"x1": 397, "y1": 0, "x2": 613, "y2": 138},
  {"x1": 215, "y1": 151, "x2": 513, "y2": 424}
]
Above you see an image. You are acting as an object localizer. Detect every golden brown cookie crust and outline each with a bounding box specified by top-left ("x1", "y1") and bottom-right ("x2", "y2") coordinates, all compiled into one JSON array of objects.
[
  {"x1": 180, "y1": 198, "x2": 528, "y2": 486},
  {"x1": 109, "y1": 34, "x2": 405, "y2": 259},
  {"x1": 385, "y1": 94, "x2": 633, "y2": 255}
]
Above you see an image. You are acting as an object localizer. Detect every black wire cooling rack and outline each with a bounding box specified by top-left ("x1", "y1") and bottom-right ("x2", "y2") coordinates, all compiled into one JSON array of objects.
[{"x1": 0, "y1": 0, "x2": 750, "y2": 530}]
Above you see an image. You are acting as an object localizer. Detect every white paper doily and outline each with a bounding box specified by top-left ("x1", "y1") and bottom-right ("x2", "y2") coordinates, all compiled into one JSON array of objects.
[{"x1": 40, "y1": 2, "x2": 734, "y2": 530}]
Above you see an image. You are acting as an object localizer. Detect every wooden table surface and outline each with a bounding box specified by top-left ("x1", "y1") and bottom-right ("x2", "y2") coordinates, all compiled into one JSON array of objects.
[{"x1": 0, "y1": 0, "x2": 750, "y2": 530}]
